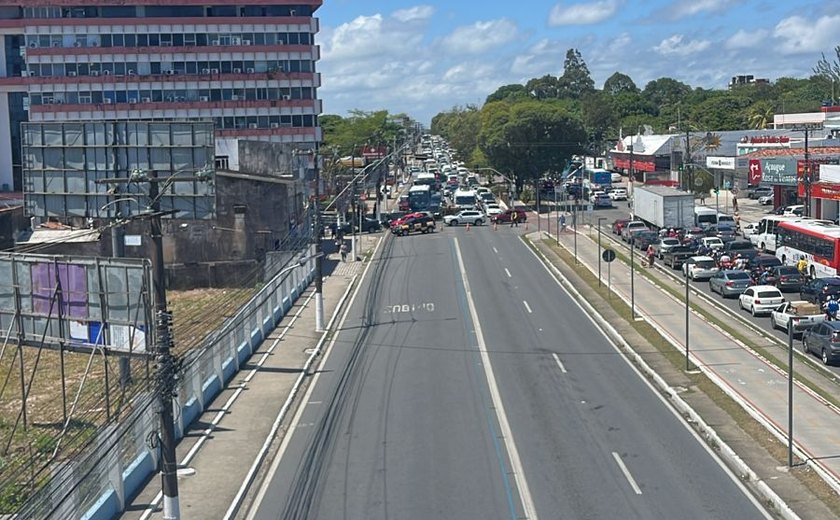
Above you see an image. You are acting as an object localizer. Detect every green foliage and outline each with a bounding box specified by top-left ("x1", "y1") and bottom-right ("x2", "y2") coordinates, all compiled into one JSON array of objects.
[
  {"x1": 814, "y1": 45, "x2": 840, "y2": 89},
  {"x1": 603, "y1": 72, "x2": 639, "y2": 95},
  {"x1": 320, "y1": 110, "x2": 408, "y2": 156},
  {"x1": 561, "y1": 48, "x2": 595, "y2": 98},
  {"x1": 485, "y1": 84, "x2": 530, "y2": 104}
]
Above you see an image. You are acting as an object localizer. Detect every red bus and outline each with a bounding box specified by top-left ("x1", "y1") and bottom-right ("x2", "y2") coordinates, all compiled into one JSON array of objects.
[{"x1": 775, "y1": 220, "x2": 840, "y2": 278}]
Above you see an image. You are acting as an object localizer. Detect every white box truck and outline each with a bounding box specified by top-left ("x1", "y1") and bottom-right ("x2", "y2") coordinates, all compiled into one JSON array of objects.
[{"x1": 632, "y1": 185, "x2": 695, "y2": 230}]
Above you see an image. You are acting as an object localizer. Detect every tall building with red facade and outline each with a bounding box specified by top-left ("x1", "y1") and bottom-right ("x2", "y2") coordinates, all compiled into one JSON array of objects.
[{"x1": 0, "y1": 0, "x2": 323, "y2": 190}]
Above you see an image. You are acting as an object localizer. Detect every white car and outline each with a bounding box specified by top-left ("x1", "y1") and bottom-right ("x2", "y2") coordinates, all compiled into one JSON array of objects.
[
  {"x1": 611, "y1": 172, "x2": 623, "y2": 183},
  {"x1": 444, "y1": 210, "x2": 486, "y2": 226},
  {"x1": 609, "y1": 188, "x2": 627, "y2": 201},
  {"x1": 738, "y1": 285, "x2": 785, "y2": 317},
  {"x1": 484, "y1": 203, "x2": 503, "y2": 217},
  {"x1": 589, "y1": 190, "x2": 606, "y2": 203},
  {"x1": 758, "y1": 194, "x2": 774, "y2": 205},
  {"x1": 682, "y1": 256, "x2": 719, "y2": 280},
  {"x1": 701, "y1": 237, "x2": 725, "y2": 251},
  {"x1": 741, "y1": 222, "x2": 758, "y2": 238}
]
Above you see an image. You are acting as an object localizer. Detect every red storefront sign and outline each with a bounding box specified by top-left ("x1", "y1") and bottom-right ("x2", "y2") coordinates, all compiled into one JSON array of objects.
[
  {"x1": 612, "y1": 156, "x2": 656, "y2": 172},
  {"x1": 361, "y1": 145, "x2": 387, "y2": 158},
  {"x1": 798, "y1": 182, "x2": 840, "y2": 201},
  {"x1": 748, "y1": 159, "x2": 762, "y2": 185}
]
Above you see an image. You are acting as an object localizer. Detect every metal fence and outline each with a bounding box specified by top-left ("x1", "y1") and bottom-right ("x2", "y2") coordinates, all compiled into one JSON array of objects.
[{"x1": 11, "y1": 247, "x2": 316, "y2": 519}]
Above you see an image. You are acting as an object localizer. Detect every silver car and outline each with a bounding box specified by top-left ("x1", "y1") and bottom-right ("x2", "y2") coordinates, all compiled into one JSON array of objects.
[{"x1": 709, "y1": 269, "x2": 753, "y2": 298}]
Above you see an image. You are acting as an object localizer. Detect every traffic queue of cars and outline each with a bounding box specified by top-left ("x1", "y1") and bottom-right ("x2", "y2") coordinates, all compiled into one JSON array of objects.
[{"x1": 609, "y1": 212, "x2": 840, "y2": 364}]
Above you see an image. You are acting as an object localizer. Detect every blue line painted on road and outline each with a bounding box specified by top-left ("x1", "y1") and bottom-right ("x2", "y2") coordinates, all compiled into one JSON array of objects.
[{"x1": 450, "y1": 243, "x2": 519, "y2": 520}]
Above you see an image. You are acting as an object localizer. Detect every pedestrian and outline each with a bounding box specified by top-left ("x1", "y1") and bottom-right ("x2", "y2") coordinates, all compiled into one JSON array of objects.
[
  {"x1": 510, "y1": 210, "x2": 519, "y2": 228},
  {"x1": 732, "y1": 194, "x2": 739, "y2": 213},
  {"x1": 340, "y1": 241, "x2": 349, "y2": 262},
  {"x1": 825, "y1": 296, "x2": 839, "y2": 321},
  {"x1": 699, "y1": 192, "x2": 706, "y2": 205},
  {"x1": 646, "y1": 243, "x2": 656, "y2": 268},
  {"x1": 559, "y1": 213, "x2": 566, "y2": 232}
]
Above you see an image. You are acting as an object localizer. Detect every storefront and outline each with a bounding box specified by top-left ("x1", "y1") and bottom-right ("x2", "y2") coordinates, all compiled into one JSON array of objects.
[{"x1": 753, "y1": 157, "x2": 799, "y2": 207}]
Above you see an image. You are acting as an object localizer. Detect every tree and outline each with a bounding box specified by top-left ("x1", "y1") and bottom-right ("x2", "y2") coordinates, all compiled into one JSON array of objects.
[
  {"x1": 526, "y1": 74, "x2": 562, "y2": 99},
  {"x1": 641, "y1": 78, "x2": 692, "y2": 109},
  {"x1": 485, "y1": 84, "x2": 530, "y2": 104},
  {"x1": 560, "y1": 48, "x2": 595, "y2": 99},
  {"x1": 746, "y1": 101, "x2": 774, "y2": 129},
  {"x1": 431, "y1": 105, "x2": 483, "y2": 166},
  {"x1": 478, "y1": 100, "x2": 587, "y2": 188},
  {"x1": 814, "y1": 45, "x2": 840, "y2": 102},
  {"x1": 603, "y1": 72, "x2": 639, "y2": 96}
]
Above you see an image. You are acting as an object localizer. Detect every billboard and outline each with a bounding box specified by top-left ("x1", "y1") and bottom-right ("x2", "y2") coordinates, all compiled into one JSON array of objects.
[
  {"x1": 0, "y1": 252, "x2": 153, "y2": 353},
  {"x1": 23, "y1": 121, "x2": 216, "y2": 220},
  {"x1": 760, "y1": 157, "x2": 798, "y2": 186}
]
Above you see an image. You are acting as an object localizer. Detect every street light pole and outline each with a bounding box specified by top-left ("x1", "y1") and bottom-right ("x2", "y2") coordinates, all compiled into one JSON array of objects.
[
  {"x1": 685, "y1": 259, "x2": 691, "y2": 371},
  {"x1": 630, "y1": 236, "x2": 636, "y2": 319},
  {"x1": 598, "y1": 217, "x2": 606, "y2": 286},
  {"x1": 788, "y1": 322, "x2": 794, "y2": 468}
]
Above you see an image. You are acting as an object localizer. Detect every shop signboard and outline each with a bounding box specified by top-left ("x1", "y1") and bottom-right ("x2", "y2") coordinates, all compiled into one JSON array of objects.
[
  {"x1": 798, "y1": 182, "x2": 840, "y2": 201},
  {"x1": 760, "y1": 157, "x2": 797, "y2": 185},
  {"x1": 748, "y1": 159, "x2": 762, "y2": 185},
  {"x1": 706, "y1": 156, "x2": 736, "y2": 170}
]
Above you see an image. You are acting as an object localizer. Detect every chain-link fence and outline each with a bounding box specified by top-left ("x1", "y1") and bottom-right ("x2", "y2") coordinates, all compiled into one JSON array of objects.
[{"x1": 9, "y1": 243, "x2": 315, "y2": 518}]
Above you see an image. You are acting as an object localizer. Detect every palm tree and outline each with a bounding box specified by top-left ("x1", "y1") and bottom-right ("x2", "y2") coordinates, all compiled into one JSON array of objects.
[{"x1": 747, "y1": 104, "x2": 774, "y2": 130}]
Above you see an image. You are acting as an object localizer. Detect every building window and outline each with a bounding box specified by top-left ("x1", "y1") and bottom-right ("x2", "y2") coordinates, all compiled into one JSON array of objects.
[{"x1": 216, "y1": 156, "x2": 229, "y2": 170}]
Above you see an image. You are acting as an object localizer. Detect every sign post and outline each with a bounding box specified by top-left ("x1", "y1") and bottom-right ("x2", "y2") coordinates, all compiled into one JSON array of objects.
[{"x1": 602, "y1": 248, "x2": 616, "y2": 300}]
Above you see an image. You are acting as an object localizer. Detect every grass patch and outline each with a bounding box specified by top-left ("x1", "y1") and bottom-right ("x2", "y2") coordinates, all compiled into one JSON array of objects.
[{"x1": 530, "y1": 235, "x2": 840, "y2": 516}]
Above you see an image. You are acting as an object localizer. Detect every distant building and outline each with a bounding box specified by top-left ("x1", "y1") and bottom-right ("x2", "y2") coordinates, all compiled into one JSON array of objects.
[
  {"x1": 0, "y1": 0, "x2": 323, "y2": 192},
  {"x1": 728, "y1": 75, "x2": 769, "y2": 89}
]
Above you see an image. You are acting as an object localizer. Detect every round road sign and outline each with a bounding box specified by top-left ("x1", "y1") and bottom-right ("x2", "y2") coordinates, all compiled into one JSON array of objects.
[{"x1": 602, "y1": 249, "x2": 616, "y2": 262}]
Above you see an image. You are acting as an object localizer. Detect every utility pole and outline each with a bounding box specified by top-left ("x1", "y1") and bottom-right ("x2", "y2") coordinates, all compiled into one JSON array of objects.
[
  {"x1": 110, "y1": 194, "x2": 131, "y2": 389},
  {"x1": 351, "y1": 178, "x2": 357, "y2": 261},
  {"x1": 148, "y1": 170, "x2": 180, "y2": 520},
  {"x1": 312, "y1": 147, "x2": 324, "y2": 331},
  {"x1": 804, "y1": 128, "x2": 811, "y2": 217}
]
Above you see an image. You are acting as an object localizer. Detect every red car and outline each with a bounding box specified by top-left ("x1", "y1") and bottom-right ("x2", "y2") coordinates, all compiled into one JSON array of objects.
[
  {"x1": 611, "y1": 218, "x2": 630, "y2": 235},
  {"x1": 490, "y1": 209, "x2": 527, "y2": 224}
]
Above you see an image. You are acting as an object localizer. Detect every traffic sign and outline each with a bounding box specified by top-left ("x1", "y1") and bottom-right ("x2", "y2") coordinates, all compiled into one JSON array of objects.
[
  {"x1": 602, "y1": 249, "x2": 616, "y2": 262},
  {"x1": 694, "y1": 177, "x2": 703, "y2": 187}
]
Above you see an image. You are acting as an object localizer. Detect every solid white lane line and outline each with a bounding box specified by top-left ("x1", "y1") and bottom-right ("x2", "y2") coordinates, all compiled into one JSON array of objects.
[
  {"x1": 552, "y1": 352, "x2": 567, "y2": 374},
  {"x1": 505, "y1": 268, "x2": 512, "y2": 278},
  {"x1": 523, "y1": 300, "x2": 533, "y2": 314},
  {"x1": 454, "y1": 238, "x2": 538, "y2": 520},
  {"x1": 612, "y1": 452, "x2": 643, "y2": 495}
]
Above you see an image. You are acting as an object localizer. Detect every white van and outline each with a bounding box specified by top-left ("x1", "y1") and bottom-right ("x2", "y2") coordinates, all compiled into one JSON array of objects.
[
  {"x1": 717, "y1": 214, "x2": 737, "y2": 228},
  {"x1": 695, "y1": 207, "x2": 718, "y2": 228}
]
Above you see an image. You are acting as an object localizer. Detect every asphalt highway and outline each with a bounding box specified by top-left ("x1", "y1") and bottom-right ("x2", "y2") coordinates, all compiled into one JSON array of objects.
[{"x1": 246, "y1": 224, "x2": 771, "y2": 520}]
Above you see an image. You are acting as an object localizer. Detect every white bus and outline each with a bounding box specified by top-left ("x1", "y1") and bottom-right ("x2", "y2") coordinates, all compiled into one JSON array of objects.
[{"x1": 750, "y1": 215, "x2": 828, "y2": 252}]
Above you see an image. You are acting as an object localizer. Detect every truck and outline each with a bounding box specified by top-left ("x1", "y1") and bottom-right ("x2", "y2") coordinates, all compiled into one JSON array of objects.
[
  {"x1": 661, "y1": 245, "x2": 696, "y2": 269},
  {"x1": 632, "y1": 185, "x2": 695, "y2": 231},
  {"x1": 770, "y1": 300, "x2": 825, "y2": 335}
]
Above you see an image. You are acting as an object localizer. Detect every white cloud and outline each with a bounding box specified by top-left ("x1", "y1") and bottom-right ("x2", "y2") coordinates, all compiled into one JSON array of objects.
[
  {"x1": 666, "y1": 0, "x2": 732, "y2": 19},
  {"x1": 774, "y1": 14, "x2": 840, "y2": 54},
  {"x1": 653, "y1": 34, "x2": 711, "y2": 56},
  {"x1": 393, "y1": 5, "x2": 435, "y2": 23},
  {"x1": 511, "y1": 38, "x2": 566, "y2": 76},
  {"x1": 725, "y1": 29, "x2": 768, "y2": 50},
  {"x1": 548, "y1": 0, "x2": 620, "y2": 26},
  {"x1": 441, "y1": 19, "x2": 520, "y2": 54}
]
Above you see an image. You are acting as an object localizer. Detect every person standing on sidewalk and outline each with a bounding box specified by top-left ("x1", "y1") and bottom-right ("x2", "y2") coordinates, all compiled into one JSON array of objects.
[
  {"x1": 510, "y1": 210, "x2": 519, "y2": 228},
  {"x1": 340, "y1": 241, "x2": 349, "y2": 262},
  {"x1": 646, "y1": 243, "x2": 656, "y2": 268}
]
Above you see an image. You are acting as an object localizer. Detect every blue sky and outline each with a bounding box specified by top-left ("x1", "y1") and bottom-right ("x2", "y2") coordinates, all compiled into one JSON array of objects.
[{"x1": 315, "y1": 1, "x2": 840, "y2": 126}]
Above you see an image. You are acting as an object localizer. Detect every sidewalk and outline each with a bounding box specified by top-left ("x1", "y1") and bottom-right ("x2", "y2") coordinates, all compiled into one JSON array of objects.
[
  {"x1": 120, "y1": 233, "x2": 381, "y2": 519},
  {"x1": 545, "y1": 225, "x2": 840, "y2": 493}
]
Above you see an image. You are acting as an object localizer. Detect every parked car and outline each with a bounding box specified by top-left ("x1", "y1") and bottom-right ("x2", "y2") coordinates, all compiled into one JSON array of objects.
[
  {"x1": 491, "y1": 208, "x2": 527, "y2": 224},
  {"x1": 758, "y1": 194, "x2": 774, "y2": 206},
  {"x1": 738, "y1": 285, "x2": 785, "y2": 316},
  {"x1": 747, "y1": 186, "x2": 773, "y2": 199},
  {"x1": 609, "y1": 187, "x2": 628, "y2": 201},
  {"x1": 612, "y1": 218, "x2": 630, "y2": 235},
  {"x1": 484, "y1": 203, "x2": 503, "y2": 217},
  {"x1": 802, "y1": 321, "x2": 840, "y2": 365},
  {"x1": 621, "y1": 221, "x2": 649, "y2": 243},
  {"x1": 706, "y1": 224, "x2": 737, "y2": 243},
  {"x1": 741, "y1": 222, "x2": 758, "y2": 238},
  {"x1": 635, "y1": 230, "x2": 660, "y2": 250},
  {"x1": 653, "y1": 237, "x2": 681, "y2": 259},
  {"x1": 392, "y1": 213, "x2": 436, "y2": 236},
  {"x1": 783, "y1": 204, "x2": 805, "y2": 216},
  {"x1": 357, "y1": 217, "x2": 382, "y2": 233},
  {"x1": 769, "y1": 265, "x2": 806, "y2": 292},
  {"x1": 444, "y1": 210, "x2": 485, "y2": 226},
  {"x1": 770, "y1": 300, "x2": 824, "y2": 335},
  {"x1": 662, "y1": 245, "x2": 695, "y2": 269},
  {"x1": 724, "y1": 240, "x2": 760, "y2": 262},
  {"x1": 709, "y1": 269, "x2": 753, "y2": 298},
  {"x1": 799, "y1": 277, "x2": 840, "y2": 304},
  {"x1": 682, "y1": 256, "x2": 719, "y2": 280}
]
